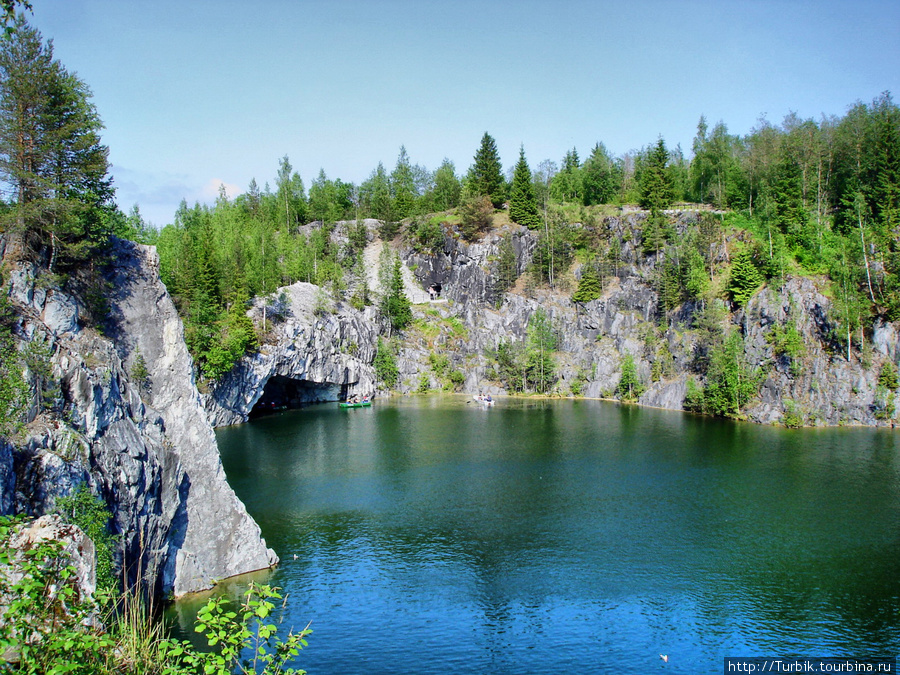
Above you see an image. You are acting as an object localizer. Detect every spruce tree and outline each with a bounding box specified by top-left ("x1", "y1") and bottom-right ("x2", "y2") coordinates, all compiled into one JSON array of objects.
[
  {"x1": 639, "y1": 137, "x2": 674, "y2": 210},
  {"x1": 728, "y1": 247, "x2": 763, "y2": 306},
  {"x1": 471, "y1": 132, "x2": 504, "y2": 208},
  {"x1": 572, "y1": 262, "x2": 602, "y2": 304},
  {"x1": 509, "y1": 145, "x2": 541, "y2": 228},
  {"x1": 382, "y1": 256, "x2": 412, "y2": 333}
]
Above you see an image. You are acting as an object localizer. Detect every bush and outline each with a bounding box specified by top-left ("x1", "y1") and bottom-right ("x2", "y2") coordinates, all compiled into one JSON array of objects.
[
  {"x1": 878, "y1": 361, "x2": 899, "y2": 391},
  {"x1": 0, "y1": 515, "x2": 311, "y2": 675},
  {"x1": 616, "y1": 353, "x2": 644, "y2": 401},
  {"x1": 458, "y1": 195, "x2": 493, "y2": 241},
  {"x1": 374, "y1": 338, "x2": 399, "y2": 389},
  {"x1": 55, "y1": 484, "x2": 118, "y2": 593}
]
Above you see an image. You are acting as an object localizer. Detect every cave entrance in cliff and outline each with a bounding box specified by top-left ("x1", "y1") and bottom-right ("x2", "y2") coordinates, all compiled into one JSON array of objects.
[{"x1": 250, "y1": 376, "x2": 341, "y2": 417}]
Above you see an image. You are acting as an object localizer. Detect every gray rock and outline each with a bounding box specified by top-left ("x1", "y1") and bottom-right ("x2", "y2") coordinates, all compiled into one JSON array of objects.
[{"x1": 0, "y1": 240, "x2": 277, "y2": 599}]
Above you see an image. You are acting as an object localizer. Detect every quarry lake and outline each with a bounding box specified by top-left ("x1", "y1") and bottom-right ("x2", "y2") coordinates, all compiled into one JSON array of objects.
[{"x1": 172, "y1": 397, "x2": 900, "y2": 674}]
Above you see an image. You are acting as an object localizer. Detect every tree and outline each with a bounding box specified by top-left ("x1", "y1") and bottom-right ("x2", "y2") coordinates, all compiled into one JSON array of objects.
[
  {"x1": 430, "y1": 158, "x2": 461, "y2": 211},
  {"x1": 391, "y1": 145, "x2": 417, "y2": 219},
  {"x1": 374, "y1": 337, "x2": 399, "y2": 388},
  {"x1": 275, "y1": 155, "x2": 306, "y2": 230},
  {"x1": 639, "y1": 137, "x2": 674, "y2": 210},
  {"x1": 495, "y1": 232, "x2": 518, "y2": 297},
  {"x1": 728, "y1": 247, "x2": 763, "y2": 306},
  {"x1": 550, "y1": 147, "x2": 583, "y2": 203},
  {"x1": 381, "y1": 255, "x2": 412, "y2": 334},
  {"x1": 360, "y1": 162, "x2": 393, "y2": 223},
  {"x1": 616, "y1": 353, "x2": 643, "y2": 400},
  {"x1": 1, "y1": 2, "x2": 31, "y2": 31},
  {"x1": 572, "y1": 261, "x2": 602, "y2": 304},
  {"x1": 701, "y1": 330, "x2": 759, "y2": 417},
  {"x1": 582, "y1": 142, "x2": 618, "y2": 205},
  {"x1": 471, "y1": 132, "x2": 504, "y2": 207},
  {"x1": 0, "y1": 17, "x2": 114, "y2": 267},
  {"x1": 508, "y1": 145, "x2": 540, "y2": 228},
  {"x1": 458, "y1": 194, "x2": 493, "y2": 241},
  {"x1": 525, "y1": 308, "x2": 557, "y2": 393}
]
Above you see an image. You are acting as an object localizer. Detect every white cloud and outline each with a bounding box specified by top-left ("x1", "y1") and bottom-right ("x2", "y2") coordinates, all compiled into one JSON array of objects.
[{"x1": 200, "y1": 178, "x2": 241, "y2": 201}]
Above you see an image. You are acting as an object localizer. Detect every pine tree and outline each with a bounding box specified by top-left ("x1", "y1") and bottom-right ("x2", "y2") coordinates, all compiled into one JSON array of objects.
[
  {"x1": 728, "y1": 247, "x2": 763, "y2": 306},
  {"x1": 0, "y1": 17, "x2": 114, "y2": 265},
  {"x1": 382, "y1": 256, "x2": 412, "y2": 333},
  {"x1": 639, "y1": 137, "x2": 674, "y2": 210},
  {"x1": 572, "y1": 262, "x2": 602, "y2": 304},
  {"x1": 509, "y1": 145, "x2": 540, "y2": 228},
  {"x1": 616, "y1": 353, "x2": 644, "y2": 401},
  {"x1": 471, "y1": 132, "x2": 504, "y2": 208}
]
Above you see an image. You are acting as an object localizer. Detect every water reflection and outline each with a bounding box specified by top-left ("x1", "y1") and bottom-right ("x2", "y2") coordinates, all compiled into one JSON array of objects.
[{"x1": 183, "y1": 397, "x2": 900, "y2": 674}]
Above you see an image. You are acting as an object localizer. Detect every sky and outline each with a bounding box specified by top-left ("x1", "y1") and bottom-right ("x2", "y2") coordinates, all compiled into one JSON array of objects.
[{"x1": 26, "y1": 0, "x2": 900, "y2": 227}]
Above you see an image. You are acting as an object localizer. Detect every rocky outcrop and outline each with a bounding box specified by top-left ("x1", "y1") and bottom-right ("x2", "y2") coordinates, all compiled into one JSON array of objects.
[
  {"x1": 1, "y1": 239, "x2": 277, "y2": 597},
  {"x1": 204, "y1": 282, "x2": 381, "y2": 426},
  {"x1": 1, "y1": 515, "x2": 96, "y2": 616}
]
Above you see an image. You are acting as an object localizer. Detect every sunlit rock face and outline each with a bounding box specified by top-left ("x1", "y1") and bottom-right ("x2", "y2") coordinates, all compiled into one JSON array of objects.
[
  {"x1": 1, "y1": 238, "x2": 277, "y2": 598},
  {"x1": 203, "y1": 281, "x2": 381, "y2": 427}
]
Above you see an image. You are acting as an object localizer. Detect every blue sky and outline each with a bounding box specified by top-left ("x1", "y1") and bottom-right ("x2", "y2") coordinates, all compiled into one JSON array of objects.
[{"x1": 28, "y1": 0, "x2": 900, "y2": 227}]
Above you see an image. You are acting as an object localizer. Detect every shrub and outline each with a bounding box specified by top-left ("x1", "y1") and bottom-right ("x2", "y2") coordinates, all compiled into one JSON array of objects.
[
  {"x1": 374, "y1": 338, "x2": 399, "y2": 389},
  {"x1": 458, "y1": 195, "x2": 493, "y2": 241}
]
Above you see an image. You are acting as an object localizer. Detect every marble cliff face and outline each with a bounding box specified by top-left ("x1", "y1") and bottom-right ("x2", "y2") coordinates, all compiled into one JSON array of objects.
[{"x1": 1, "y1": 239, "x2": 276, "y2": 597}]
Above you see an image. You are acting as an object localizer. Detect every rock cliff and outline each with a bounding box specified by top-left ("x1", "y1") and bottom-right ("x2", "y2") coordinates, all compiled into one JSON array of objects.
[
  {"x1": 207, "y1": 214, "x2": 899, "y2": 428},
  {"x1": 1, "y1": 239, "x2": 276, "y2": 597}
]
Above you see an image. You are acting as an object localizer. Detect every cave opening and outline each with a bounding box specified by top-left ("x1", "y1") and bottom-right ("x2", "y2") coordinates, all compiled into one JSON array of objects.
[{"x1": 250, "y1": 376, "x2": 344, "y2": 417}]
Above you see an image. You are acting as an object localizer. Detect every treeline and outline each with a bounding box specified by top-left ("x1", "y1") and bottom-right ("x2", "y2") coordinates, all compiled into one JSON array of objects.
[{"x1": 0, "y1": 14, "x2": 897, "y2": 391}]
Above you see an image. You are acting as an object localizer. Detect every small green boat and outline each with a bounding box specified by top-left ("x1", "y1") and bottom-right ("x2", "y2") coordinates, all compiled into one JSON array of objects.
[{"x1": 338, "y1": 400, "x2": 372, "y2": 409}]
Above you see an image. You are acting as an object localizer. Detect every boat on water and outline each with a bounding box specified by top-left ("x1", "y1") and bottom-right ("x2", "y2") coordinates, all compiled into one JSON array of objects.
[
  {"x1": 473, "y1": 394, "x2": 495, "y2": 406},
  {"x1": 339, "y1": 400, "x2": 372, "y2": 409}
]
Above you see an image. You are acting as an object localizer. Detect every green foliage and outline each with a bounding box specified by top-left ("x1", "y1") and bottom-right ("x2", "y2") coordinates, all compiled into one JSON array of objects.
[
  {"x1": 638, "y1": 138, "x2": 675, "y2": 211},
  {"x1": 163, "y1": 584, "x2": 311, "y2": 675},
  {"x1": 697, "y1": 330, "x2": 760, "y2": 418},
  {"x1": 470, "y1": 132, "x2": 505, "y2": 208},
  {"x1": 0, "y1": 516, "x2": 115, "y2": 674},
  {"x1": 572, "y1": 261, "x2": 602, "y2": 304},
  {"x1": 22, "y1": 332, "x2": 58, "y2": 410},
  {"x1": 615, "y1": 353, "x2": 644, "y2": 401},
  {"x1": 0, "y1": 291, "x2": 27, "y2": 438},
  {"x1": 55, "y1": 483, "x2": 118, "y2": 593},
  {"x1": 374, "y1": 338, "x2": 399, "y2": 389},
  {"x1": 509, "y1": 146, "x2": 541, "y2": 228},
  {"x1": 766, "y1": 321, "x2": 805, "y2": 376},
  {"x1": 550, "y1": 148, "x2": 583, "y2": 203},
  {"x1": 0, "y1": 515, "x2": 311, "y2": 675},
  {"x1": 873, "y1": 385, "x2": 896, "y2": 421},
  {"x1": 429, "y1": 158, "x2": 461, "y2": 211},
  {"x1": 525, "y1": 308, "x2": 557, "y2": 394},
  {"x1": 407, "y1": 216, "x2": 445, "y2": 253},
  {"x1": 581, "y1": 142, "x2": 619, "y2": 205},
  {"x1": 458, "y1": 194, "x2": 493, "y2": 241},
  {"x1": 416, "y1": 372, "x2": 431, "y2": 393},
  {"x1": 0, "y1": 17, "x2": 115, "y2": 269},
  {"x1": 494, "y1": 232, "x2": 519, "y2": 298},
  {"x1": 529, "y1": 208, "x2": 574, "y2": 288},
  {"x1": 728, "y1": 247, "x2": 763, "y2": 306},
  {"x1": 446, "y1": 369, "x2": 465, "y2": 391},
  {"x1": 781, "y1": 399, "x2": 806, "y2": 428},
  {"x1": 428, "y1": 351, "x2": 449, "y2": 377},
  {"x1": 381, "y1": 256, "x2": 412, "y2": 333},
  {"x1": 878, "y1": 361, "x2": 899, "y2": 391}
]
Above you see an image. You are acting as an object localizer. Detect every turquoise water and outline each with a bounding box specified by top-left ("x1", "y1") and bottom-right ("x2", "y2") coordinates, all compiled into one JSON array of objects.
[{"x1": 175, "y1": 397, "x2": 900, "y2": 674}]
